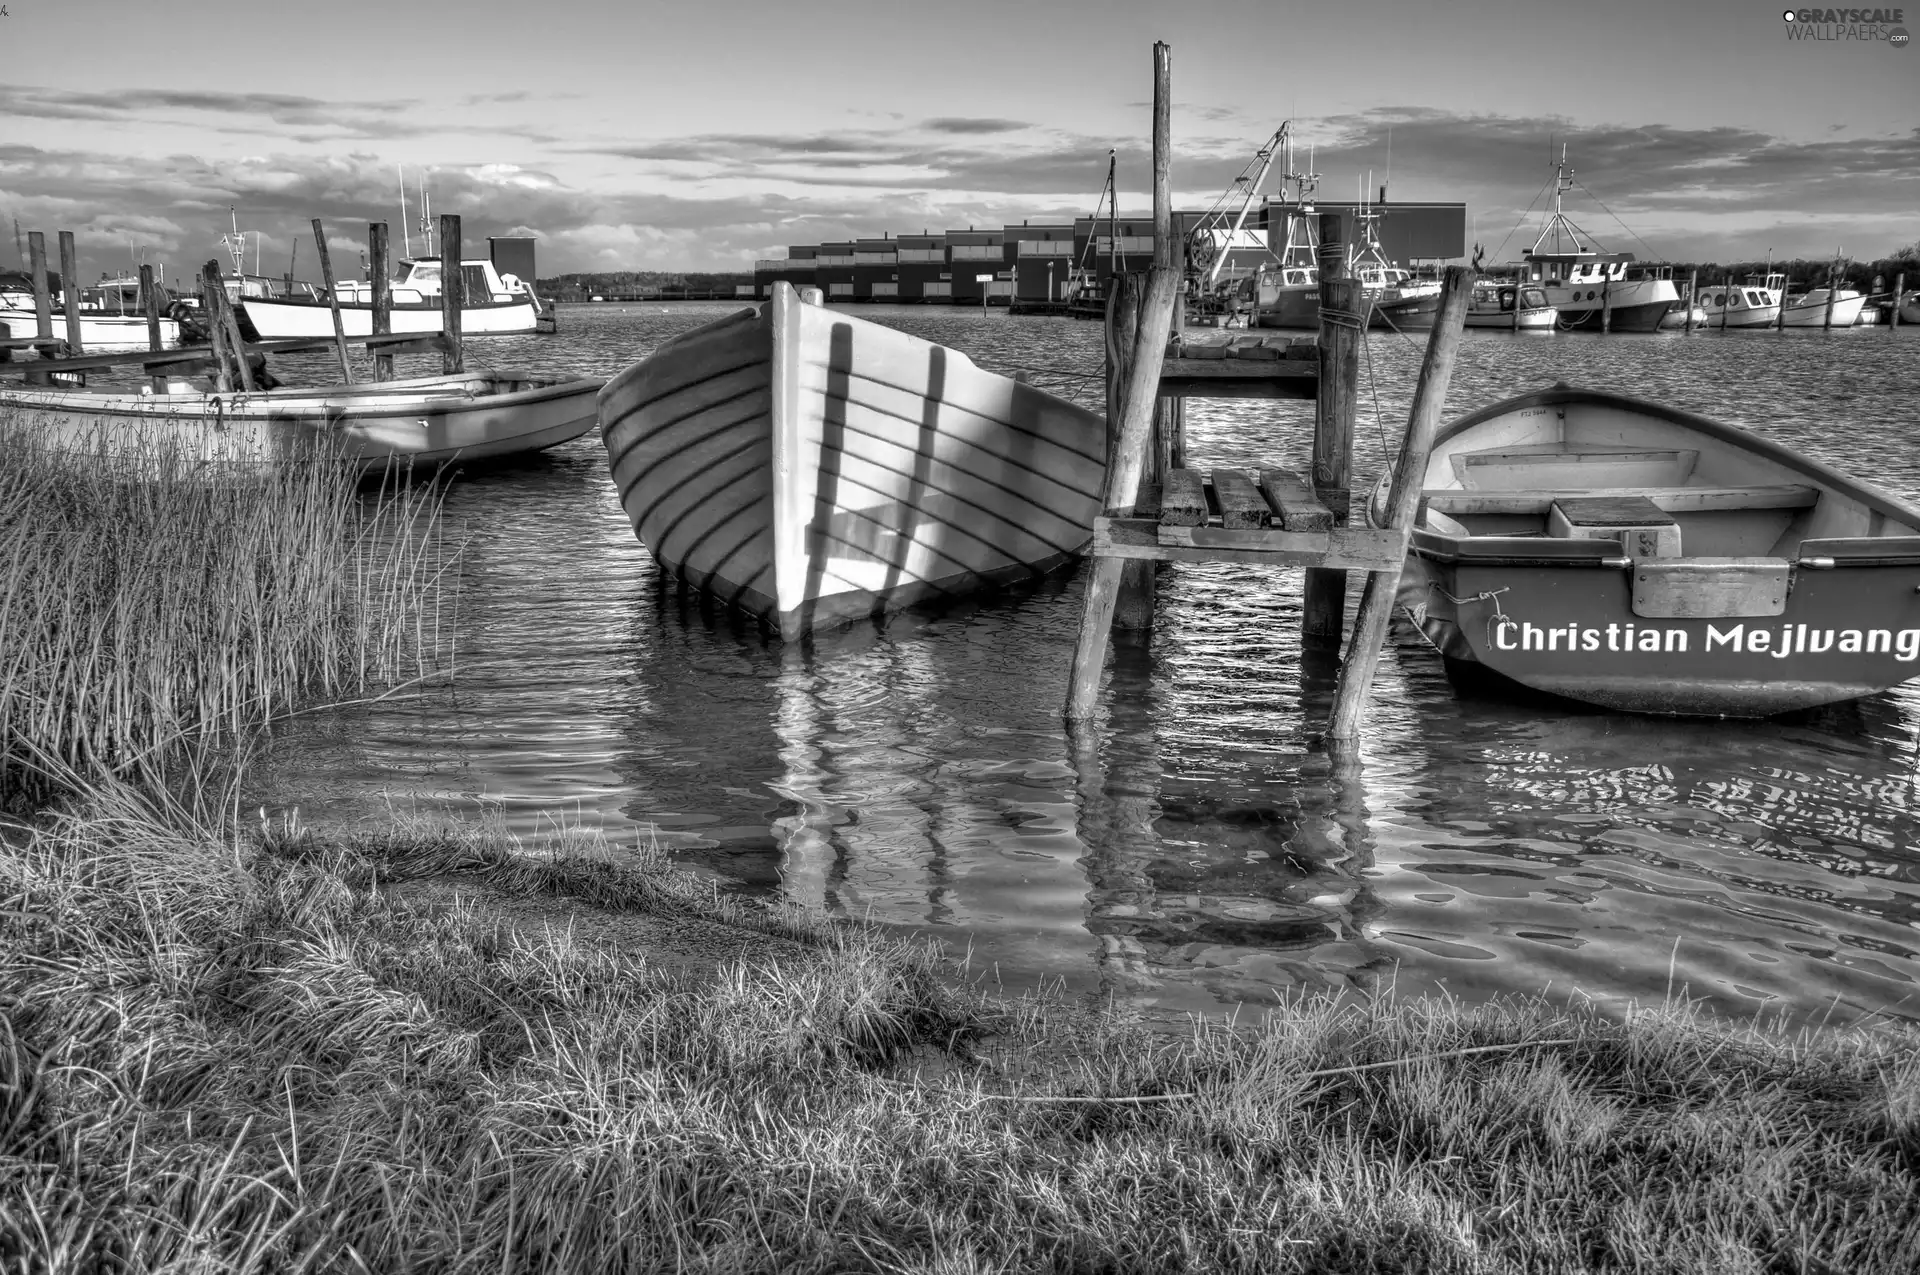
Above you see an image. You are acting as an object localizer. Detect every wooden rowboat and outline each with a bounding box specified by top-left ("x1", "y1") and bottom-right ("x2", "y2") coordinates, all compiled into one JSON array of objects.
[
  {"x1": 0, "y1": 371, "x2": 602, "y2": 470},
  {"x1": 599, "y1": 282, "x2": 1108, "y2": 638},
  {"x1": 1373, "y1": 384, "x2": 1920, "y2": 716}
]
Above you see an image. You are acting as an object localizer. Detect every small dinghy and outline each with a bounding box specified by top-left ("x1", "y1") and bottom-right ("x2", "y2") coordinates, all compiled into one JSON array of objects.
[
  {"x1": 0, "y1": 371, "x2": 602, "y2": 470},
  {"x1": 599, "y1": 282, "x2": 1109, "y2": 638},
  {"x1": 1373, "y1": 383, "x2": 1920, "y2": 716}
]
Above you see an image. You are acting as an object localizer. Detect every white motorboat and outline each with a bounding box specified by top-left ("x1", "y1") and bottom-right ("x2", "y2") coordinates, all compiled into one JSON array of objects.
[
  {"x1": 599, "y1": 282, "x2": 1109, "y2": 638},
  {"x1": 0, "y1": 275, "x2": 184, "y2": 352},
  {"x1": 1464, "y1": 279, "x2": 1557, "y2": 329},
  {"x1": 238, "y1": 257, "x2": 548, "y2": 340},
  {"x1": 1693, "y1": 278, "x2": 1781, "y2": 328},
  {"x1": 1778, "y1": 286, "x2": 1867, "y2": 328}
]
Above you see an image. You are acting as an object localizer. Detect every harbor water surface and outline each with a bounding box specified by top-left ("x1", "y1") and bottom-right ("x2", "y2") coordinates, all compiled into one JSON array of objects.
[{"x1": 252, "y1": 305, "x2": 1920, "y2": 1029}]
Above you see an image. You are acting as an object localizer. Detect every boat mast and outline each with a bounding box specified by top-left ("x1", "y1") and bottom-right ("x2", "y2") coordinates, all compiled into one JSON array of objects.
[
  {"x1": 398, "y1": 166, "x2": 412, "y2": 257},
  {"x1": 1529, "y1": 144, "x2": 1591, "y2": 257},
  {"x1": 219, "y1": 206, "x2": 247, "y2": 277}
]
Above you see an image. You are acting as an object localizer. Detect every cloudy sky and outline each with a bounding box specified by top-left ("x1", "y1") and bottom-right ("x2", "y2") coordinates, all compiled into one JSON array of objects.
[{"x1": 2, "y1": 0, "x2": 1915, "y2": 283}]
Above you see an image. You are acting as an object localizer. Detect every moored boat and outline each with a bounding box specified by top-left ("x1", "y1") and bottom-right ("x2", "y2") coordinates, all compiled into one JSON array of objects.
[
  {"x1": 1463, "y1": 279, "x2": 1557, "y2": 329},
  {"x1": 1507, "y1": 149, "x2": 1679, "y2": 333},
  {"x1": 238, "y1": 257, "x2": 549, "y2": 340},
  {"x1": 1693, "y1": 277, "x2": 1782, "y2": 328},
  {"x1": 0, "y1": 370, "x2": 601, "y2": 470},
  {"x1": 598, "y1": 282, "x2": 1109, "y2": 638},
  {"x1": 0, "y1": 273, "x2": 185, "y2": 352},
  {"x1": 1778, "y1": 286, "x2": 1868, "y2": 328},
  {"x1": 1372, "y1": 383, "x2": 1920, "y2": 717}
]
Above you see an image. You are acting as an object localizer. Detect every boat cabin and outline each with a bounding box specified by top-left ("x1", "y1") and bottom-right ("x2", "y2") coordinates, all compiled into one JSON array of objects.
[
  {"x1": 1471, "y1": 281, "x2": 1551, "y2": 313},
  {"x1": 1517, "y1": 252, "x2": 1631, "y2": 287},
  {"x1": 331, "y1": 258, "x2": 535, "y2": 307}
]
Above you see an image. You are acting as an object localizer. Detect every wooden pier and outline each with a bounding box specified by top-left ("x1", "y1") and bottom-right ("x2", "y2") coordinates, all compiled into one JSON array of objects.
[{"x1": 1064, "y1": 42, "x2": 1472, "y2": 742}]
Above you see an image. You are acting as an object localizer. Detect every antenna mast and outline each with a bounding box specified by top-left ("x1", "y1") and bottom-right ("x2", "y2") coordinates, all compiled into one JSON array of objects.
[
  {"x1": 218, "y1": 206, "x2": 247, "y2": 276},
  {"x1": 398, "y1": 166, "x2": 412, "y2": 257}
]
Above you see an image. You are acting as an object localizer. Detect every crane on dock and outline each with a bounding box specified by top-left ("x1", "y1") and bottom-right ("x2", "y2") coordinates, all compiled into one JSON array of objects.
[{"x1": 1184, "y1": 123, "x2": 1290, "y2": 300}]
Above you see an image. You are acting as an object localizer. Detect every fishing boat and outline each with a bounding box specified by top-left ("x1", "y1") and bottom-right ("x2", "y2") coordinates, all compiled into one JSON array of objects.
[
  {"x1": 1777, "y1": 285, "x2": 1868, "y2": 328},
  {"x1": 1508, "y1": 150, "x2": 1679, "y2": 333},
  {"x1": 0, "y1": 370, "x2": 601, "y2": 469},
  {"x1": 1693, "y1": 277, "x2": 1781, "y2": 329},
  {"x1": 238, "y1": 256, "x2": 548, "y2": 340},
  {"x1": 1372, "y1": 383, "x2": 1920, "y2": 717},
  {"x1": 0, "y1": 273, "x2": 185, "y2": 352},
  {"x1": 599, "y1": 282, "x2": 1109, "y2": 638},
  {"x1": 1463, "y1": 279, "x2": 1557, "y2": 329}
]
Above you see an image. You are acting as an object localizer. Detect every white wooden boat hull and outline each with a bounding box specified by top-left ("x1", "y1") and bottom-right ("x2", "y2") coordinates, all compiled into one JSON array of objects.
[
  {"x1": 1371, "y1": 385, "x2": 1920, "y2": 716},
  {"x1": 0, "y1": 371, "x2": 601, "y2": 470},
  {"x1": 237, "y1": 297, "x2": 542, "y2": 339},
  {"x1": 0, "y1": 306, "x2": 183, "y2": 351},
  {"x1": 1779, "y1": 293, "x2": 1867, "y2": 328},
  {"x1": 599, "y1": 282, "x2": 1109, "y2": 638}
]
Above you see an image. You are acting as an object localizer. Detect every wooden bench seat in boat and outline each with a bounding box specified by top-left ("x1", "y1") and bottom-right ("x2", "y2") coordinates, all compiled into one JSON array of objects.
[
  {"x1": 1452, "y1": 447, "x2": 1700, "y2": 490},
  {"x1": 1547, "y1": 494, "x2": 1681, "y2": 558},
  {"x1": 1422, "y1": 484, "x2": 1819, "y2": 516}
]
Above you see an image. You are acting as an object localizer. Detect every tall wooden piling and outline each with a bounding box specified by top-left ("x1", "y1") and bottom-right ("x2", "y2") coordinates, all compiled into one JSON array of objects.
[
  {"x1": 139, "y1": 263, "x2": 165, "y2": 392},
  {"x1": 1600, "y1": 272, "x2": 1612, "y2": 334},
  {"x1": 1067, "y1": 40, "x2": 1180, "y2": 720},
  {"x1": 57, "y1": 231, "x2": 84, "y2": 355},
  {"x1": 1894, "y1": 272, "x2": 1905, "y2": 332},
  {"x1": 1686, "y1": 269, "x2": 1697, "y2": 335},
  {"x1": 1107, "y1": 272, "x2": 1155, "y2": 631},
  {"x1": 311, "y1": 219, "x2": 355, "y2": 385},
  {"x1": 27, "y1": 232, "x2": 53, "y2": 341},
  {"x1": 199, "y1": 261, "x2": 236, "y2": 393},
  {"x1": 1304, "y1": 211, "x2": 1358, "y2": 650},
  {"x1": 1328, "y1": 266, "x2": 1473, "y2": 739},
  {"x1": 1822, "y1": 254, "x2": 1840, "y2": 330},
  {"x1": 369, "y1": 221, "x2": 394, "y2": 381},
  {"x1": 439, "y1": 213, "x2": 464, "y2": 374}
]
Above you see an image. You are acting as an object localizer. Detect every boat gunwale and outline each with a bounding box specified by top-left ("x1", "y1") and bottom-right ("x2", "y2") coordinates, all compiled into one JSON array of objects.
[{"x1": 2, "y1": 375, "x2": 605, "y2": 422}]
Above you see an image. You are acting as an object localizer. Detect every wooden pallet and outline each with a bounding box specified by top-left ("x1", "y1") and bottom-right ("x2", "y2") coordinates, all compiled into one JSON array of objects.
[{"x1": 1093, "y1": 467, "x2": 1406, "y2": 571}]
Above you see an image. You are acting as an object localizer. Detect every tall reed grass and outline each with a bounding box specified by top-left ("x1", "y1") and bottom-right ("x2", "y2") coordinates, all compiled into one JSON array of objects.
[
  {"x1": 0, "y1": 417, "x2": 457, "y2": 806},
  {"x1": 3, "y1": 791, "x2": 1915, "y2": 1274}
]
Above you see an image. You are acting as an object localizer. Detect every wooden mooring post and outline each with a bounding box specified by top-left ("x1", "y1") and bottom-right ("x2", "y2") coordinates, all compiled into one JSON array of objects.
[
  {"x1": 27, "y1": 231, "x2": 54, "y2": 343},
  {"x1": 440, "y1": 213, "x2": 465, "y2": 374},
  {"x1": 1106, "y1": 271, "x2": 1156, "y2": 631},
  {"x1": 1066, "y1": 40, "x2": 1181, "y2": 717},
  {"x1": 1328, "y1": 266, "x2": 1472, "y2": 738},
  {"x1": 1822, "y1": 253, "x2": 1841, "y2": 330},
  {"x1": 310, "y1": 219, "x2": 355, "y2": 384},
  {"x1": 1894, "y1": 272, "x2": 1905, "y2": 332},
  {"x1": 139, "y1": 263, "x2": 166, "y2": 392},
  {"x1": 369, "y1": 221, "x2": 394, "y2": 381},
  {"x1": 1305, "y1": 212, "x2": 1359, "y2": 650},
  {"x1": 1685, "y1": 269, "x2": 1697, "y2": 336},
  {"x1": 199, "y1": 260, "x2": 236, "y2": 392},
  {"x1": 57, "y1": 231, "x2": 84, "y2": 356}
]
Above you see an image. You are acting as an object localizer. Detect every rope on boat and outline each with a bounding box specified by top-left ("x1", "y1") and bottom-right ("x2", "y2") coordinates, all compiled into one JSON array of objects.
[{"x1": 1429, "y1": 582, "x2": 1515, "y2": 650}]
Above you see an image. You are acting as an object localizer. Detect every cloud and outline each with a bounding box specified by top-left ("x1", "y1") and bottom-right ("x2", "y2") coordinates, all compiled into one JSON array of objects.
[{"x1": 922, "y1": 117, "x2": 1029, "y2": 135}]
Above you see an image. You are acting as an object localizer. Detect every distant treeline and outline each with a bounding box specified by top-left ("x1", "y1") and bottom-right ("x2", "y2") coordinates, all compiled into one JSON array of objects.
[
  {"x1": 537, "y1": 271, "x2": 753, "y2": 300},
  {"x1": 1663, "y1": 246, "x2": 1918, "y2": 294}
]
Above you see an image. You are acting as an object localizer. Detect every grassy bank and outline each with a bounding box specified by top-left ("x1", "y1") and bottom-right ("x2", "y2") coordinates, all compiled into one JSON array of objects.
[
  {"x1": 4, "y1": 413, "x2": 1918, "y2": 1272},
  {"x1": 3, "y1": 792, "x2": 1917, "y2": 1273},
  {"x1": 0, "y1": 423, "x2": 454, "y2": 809}
]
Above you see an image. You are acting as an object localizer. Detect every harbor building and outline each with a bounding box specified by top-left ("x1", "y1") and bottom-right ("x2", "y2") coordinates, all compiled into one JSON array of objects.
[{"x1": 746, "y1": 200, "x2": 1466, "y2": 302}]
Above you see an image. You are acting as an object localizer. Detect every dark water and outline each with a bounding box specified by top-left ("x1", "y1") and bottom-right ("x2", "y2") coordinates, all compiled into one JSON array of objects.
[{"x1": 254, "y1": 304, "x2": 1920, "y2": 1030}]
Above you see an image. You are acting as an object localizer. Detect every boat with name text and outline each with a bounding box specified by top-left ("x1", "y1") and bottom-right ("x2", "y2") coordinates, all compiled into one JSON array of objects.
[{"x1": 1372, "y1": 383, "x2": 1920, "y2": 717}]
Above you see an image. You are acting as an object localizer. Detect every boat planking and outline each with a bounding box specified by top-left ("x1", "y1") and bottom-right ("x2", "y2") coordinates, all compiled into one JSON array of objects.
[
  {"x1": 1373, "y1": 384, "x2": 1920, "y2": 717},
  {"x1": 599, "y1": 282, "x2": 1109, "y2": 639}
]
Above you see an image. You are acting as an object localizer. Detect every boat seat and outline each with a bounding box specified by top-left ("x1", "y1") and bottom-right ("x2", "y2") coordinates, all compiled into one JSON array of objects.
[
  {"x1": 1547, "y1": 494, "x2": 1681, "y2": 558},
  {"x1": 1422, "y1": 484, "x2": 1818, "y2": 516},
  {"x1": 1453, "y1": 447, "x2": 1699, "y2": 491}
]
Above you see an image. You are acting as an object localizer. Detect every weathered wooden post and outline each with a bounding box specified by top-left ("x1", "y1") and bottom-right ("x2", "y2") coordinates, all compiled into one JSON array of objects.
[
  {"x1": 1776, "y1": 269, "x2": 1791, "y2": 331},
  {"x1": 1894, "y1": 272, "x2": 1905, "y2": 332},
  {"x1": 369, "y1": 220, "x2": 394, "y2": 381},
  {"x1": 139, "y1": 263, "x2": 166, "y2": 392},
  {"x1": 1328, "y1": 265, "x2": 1473, "y2": 740},
  {"x1": 1304, "y1": 211, "x2": 1358, "y2": 651},
  {"x1": 1822, "y1": 253, "x2": 1840, "y2": 330},
  {"x1": 27, "y1": 232, "x2": 53, "y2": 343},
  {"x1": 1686, "y1": 268, "x2": 1697, "y2": 336},
  {"x1": 310, "y1": 219, "x2": 355, "y2": 384},
  {"x1": 57, "y1": 231, "x2": 85, "y2": 355},
  {"x1": 1600, "y1": 271, "x2": 1612, "y2": 334},
  {"x1": 439, "y1": 213, "x2": 464, "y2": 374},
  {"x1": 1067, "y1": 40, "x2": 1181, "y2": 720},
  {"x1": 1107, "y1": 271, "x2": 1155, "y2": 631},
  {"x1": 199, "y1": 260, "x2": 236, "y2": 392}
]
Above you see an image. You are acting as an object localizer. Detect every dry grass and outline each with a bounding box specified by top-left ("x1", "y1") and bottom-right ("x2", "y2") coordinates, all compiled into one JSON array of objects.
[
  {"x1": 2, "y1": 789, "x2": 1916, "y2": 1274},
  {"x1": 0, "y1": 419, "x2": 456, "y2": 808}
]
